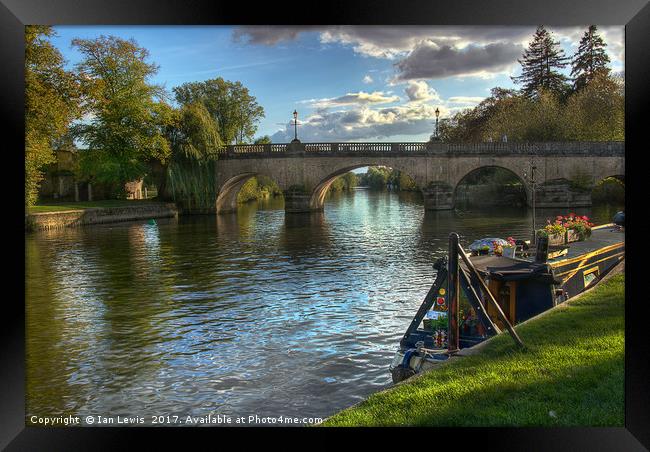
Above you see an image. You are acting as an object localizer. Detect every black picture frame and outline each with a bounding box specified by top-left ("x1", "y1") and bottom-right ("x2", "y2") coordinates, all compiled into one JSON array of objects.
[{"x1": 3, "y1": 0, "x2": 648, "y2": 447}]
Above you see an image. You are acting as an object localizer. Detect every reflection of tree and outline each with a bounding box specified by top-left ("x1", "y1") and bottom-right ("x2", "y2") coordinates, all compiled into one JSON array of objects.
[{"x1": 26, "y1": 235, "x2": 75, "y2": 416}]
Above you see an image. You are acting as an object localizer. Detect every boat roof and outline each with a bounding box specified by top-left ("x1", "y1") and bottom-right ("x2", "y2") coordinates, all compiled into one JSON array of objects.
[
  {"x1": 547, "y1": 224, "x2": 624, "y2": 264},
  {"x1": 465, "y1": 224, "x2": 624, "y2": 280}
]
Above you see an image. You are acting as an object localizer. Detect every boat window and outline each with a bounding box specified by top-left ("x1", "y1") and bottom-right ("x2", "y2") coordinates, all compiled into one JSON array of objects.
[{"x1": 583, "y1": 267, "x2": 599, "y2": 288}]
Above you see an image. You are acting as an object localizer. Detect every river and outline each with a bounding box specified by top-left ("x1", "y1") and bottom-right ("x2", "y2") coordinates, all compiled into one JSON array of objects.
[{"x1": 25, "y1": 189, "x2": 622, "y2": 425}]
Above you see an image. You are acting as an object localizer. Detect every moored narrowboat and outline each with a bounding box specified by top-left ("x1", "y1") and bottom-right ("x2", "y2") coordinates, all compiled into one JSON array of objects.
[{"x1": 390, "y1": 222, "x2": 624, "y2": 383}]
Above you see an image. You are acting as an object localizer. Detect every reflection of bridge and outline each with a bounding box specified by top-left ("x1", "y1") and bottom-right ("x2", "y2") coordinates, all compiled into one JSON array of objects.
[{"x1": 213, "y1": 141, "x2": 624, "y2": 213}]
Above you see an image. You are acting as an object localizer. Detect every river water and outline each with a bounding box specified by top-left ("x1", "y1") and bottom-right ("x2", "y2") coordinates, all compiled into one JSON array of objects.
[{"x1": 25, "y1": 190, "x2": 622, "y2": 425}]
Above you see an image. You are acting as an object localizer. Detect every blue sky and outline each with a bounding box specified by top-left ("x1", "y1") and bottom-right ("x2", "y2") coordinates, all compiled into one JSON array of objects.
[{"x1": 51, "y1": 26, "x2": 624, "y2": 143}]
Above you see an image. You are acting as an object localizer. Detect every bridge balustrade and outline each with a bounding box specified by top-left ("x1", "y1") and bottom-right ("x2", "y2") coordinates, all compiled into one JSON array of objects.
[{"x1": 215, "y1": 141, "x2": 623, "y2": 158}]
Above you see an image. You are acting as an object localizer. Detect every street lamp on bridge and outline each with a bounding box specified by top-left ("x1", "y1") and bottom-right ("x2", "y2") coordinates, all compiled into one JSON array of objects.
[
  {"x1": 430, "y1": 107, "x2": 441, "y2": 141},
  {"x1": 291, "y1": 110, "x2": 300, "y2": 143}
]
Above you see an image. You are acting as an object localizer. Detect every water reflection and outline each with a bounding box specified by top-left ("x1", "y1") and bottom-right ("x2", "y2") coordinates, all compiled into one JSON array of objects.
[{"x1": 25, "y1": 191, "x2": 623, "y2": 423}]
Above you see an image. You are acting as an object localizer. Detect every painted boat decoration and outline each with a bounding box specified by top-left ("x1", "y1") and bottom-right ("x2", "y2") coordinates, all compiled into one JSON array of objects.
[{"x1": 390, "y1": 222, "x2": 625, "y2": 383}]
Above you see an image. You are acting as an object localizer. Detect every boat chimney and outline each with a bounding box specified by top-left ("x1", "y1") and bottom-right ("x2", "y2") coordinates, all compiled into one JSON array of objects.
[{"x1": 535, "y1": 236, "x2": 549, "y2": 263}]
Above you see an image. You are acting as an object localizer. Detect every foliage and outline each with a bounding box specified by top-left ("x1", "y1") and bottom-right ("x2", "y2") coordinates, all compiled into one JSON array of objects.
[
  {"x1": 561, "y1": 213, "x2": 594, "y2": 240},
  {"x1": 484, "y1": 89, "x2": 568, "y2": 142},
  {"x1": 571, "y1": 26, "x2": 611, "y2": 91},
  {"x1": 537, "y1": 222, "x2": 567, "y2": 238},
  {"x1": 440, "y1": 27, "x2": 622, "y2": 143},
  {"x1": 592, "y1": 177, "x2": 624, "y2": 204},
  {"x1": 166, "y1": 159, "x2": 218, "y2": 211},
  {"x1": 537, "y1": 213, "x2": 594, "y2": 240},
  {"x1": 25, "y1": 26, "x2": 82, "y2": 206},
  {"x1": 156, "y1": 102, "x2": 222, "y2": 201},
  {"x1": 563, "y1": 72, "x2": 624, "y2": 141},
  {"x1": 71, "y1": 35, "x2": 170, "y2": 189},
  {"x1": 324, "y1": 273, "x2": 625, "y2": 426},
  {"x1": 438, "y1": 88, "x2": 517, "y2": 143},
  {"x1": 167, "y1": 102, "x2": 222, "y2": 161},
  {"x1": 329, "y1": 172, "x2": 358, "y2": 192},
  {"x1": 512, "y1": 26, "x2": 570, "y2": 99},
  {"x1": 173, "y1": 77, "x2": 265, "y2": 145},
  {"x1": 254, "y1": 135, "x2": 272, "y2": 144},
  {"x1": 358, "y1": 166, "x2": 391, "y2": 190},
  {"x1": 238, "y1": 177, "x2": 261, "y2": 203},
  {"x1": 237, "y1": 175, "x2": 282, "y2": 203},
  {"x1": 357, "y1": 167, "x2": 417, "y2": 191}
]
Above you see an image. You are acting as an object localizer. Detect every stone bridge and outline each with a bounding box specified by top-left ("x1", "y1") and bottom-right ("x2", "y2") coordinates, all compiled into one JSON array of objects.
[{"x1": 213, "y1": 141, "x2": 624, "y2": 213}]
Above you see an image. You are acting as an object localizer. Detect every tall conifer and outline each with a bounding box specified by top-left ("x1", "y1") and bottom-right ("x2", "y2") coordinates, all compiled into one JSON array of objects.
[
  {"x1": 512, "y1": 26, "x2": 570, "y2": 98},
  {"x1": 571, "y1": 25, "x2": 611, "y2": 91}
]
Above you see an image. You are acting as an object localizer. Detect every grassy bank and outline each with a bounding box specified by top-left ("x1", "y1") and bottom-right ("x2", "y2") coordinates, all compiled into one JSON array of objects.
[
  {"x1": 324, "y1": 273, "x2": 624, "y2": 427},
  {"x1": 28, "y1": 199, "x2": 166, "y2": 213}
]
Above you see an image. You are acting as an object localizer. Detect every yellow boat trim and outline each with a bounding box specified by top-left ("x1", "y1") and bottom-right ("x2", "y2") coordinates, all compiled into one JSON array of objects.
[
  {"x1": 549, "y1": 242, "x2": 624, "y2": 268},
  {"x1": 554, "y1": 252, "x2": 625, "y2": 280}
]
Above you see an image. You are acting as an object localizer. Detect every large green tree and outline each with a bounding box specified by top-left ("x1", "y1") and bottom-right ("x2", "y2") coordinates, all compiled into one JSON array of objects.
[
  {"x1": 155, "y1": 102, "x2": 222, "y2": 201},
  {"x1": 438, "y1": 88, "x2": 517, "y2": 142},
  {"x1": 564, "y1": 72, "x2": 624, "y2": 140},
  {"x1": 71, "y1": 35, "x2": 170, "y2": 193},
  {"x1": 25, "y1": 25, "x2": 81, "y2": 206},
  {"x1": 512, "y1": 26, "x2": 570, "y2": 98},
  {"x1": 571, "y1": 25, "x2": 611, "y2": 91},
  {"x1": 173, "y1": 77, "x2": 264, "y2": 144}
]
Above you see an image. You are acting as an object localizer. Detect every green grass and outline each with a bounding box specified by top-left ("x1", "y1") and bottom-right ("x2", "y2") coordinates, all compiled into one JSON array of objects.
[
  {"x1": 324, "y1": 273, "x2": 624, "y2": 427},
  {"x1": 28, "y1": 199, "x2": 167, "y2": 213}
]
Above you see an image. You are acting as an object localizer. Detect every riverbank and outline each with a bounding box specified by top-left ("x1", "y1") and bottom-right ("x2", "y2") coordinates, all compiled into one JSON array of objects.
[
  {"x1": 25, "y1": 200, "x2": 178, "y2": 231},
  {"x1": 323, "y1": 268, "x2": 624, "y2": 427}
]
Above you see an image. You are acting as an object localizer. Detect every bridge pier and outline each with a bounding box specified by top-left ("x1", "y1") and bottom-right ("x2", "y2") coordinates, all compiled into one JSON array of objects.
[
  {"x1": 534, "y1": 180, "x2": 592, "y2": 208},
  {"x1": 283, "y1": 188, "x2": 322, "y2": 213},
  {"x1": 422, "y1": 182, "x2": 454, "y2": 210}
]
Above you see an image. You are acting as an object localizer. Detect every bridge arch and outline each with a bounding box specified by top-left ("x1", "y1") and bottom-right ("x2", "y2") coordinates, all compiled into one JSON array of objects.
[
  {"x1": 453, "y1": 165, "x2": 529, "y2": 209},
  {"x1": 309, "y1": 163, "x2": 420, "y2": 211},
  {"x1": 216, "y1": 172, "x2": 283, "y2": 213}
]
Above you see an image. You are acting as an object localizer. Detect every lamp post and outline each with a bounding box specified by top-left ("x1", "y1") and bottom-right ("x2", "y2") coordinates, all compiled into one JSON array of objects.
[
  {"x1": 435, "y1": 107, "x2": 440, "y2": 139},
  {"x1": 291, "y1": 110, "x2": 300, "y2": 143},
  {"x1": 524, "y1": 159, "x2": 537, "y2": 245}
]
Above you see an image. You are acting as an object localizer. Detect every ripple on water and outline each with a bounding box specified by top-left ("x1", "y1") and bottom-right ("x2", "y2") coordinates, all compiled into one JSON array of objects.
[{"x1": 25, "y1": 192, "x2": 621, "y2": 421}]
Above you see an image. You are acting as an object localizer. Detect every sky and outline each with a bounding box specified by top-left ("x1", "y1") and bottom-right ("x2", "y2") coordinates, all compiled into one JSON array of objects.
[{"x1": 51, "y1": 25, "x2": 624, "y2": 143}]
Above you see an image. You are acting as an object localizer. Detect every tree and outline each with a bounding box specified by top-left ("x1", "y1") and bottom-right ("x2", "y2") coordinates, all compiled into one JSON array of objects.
[
  {"x1": 154, "y1": 102, "x2": 222, "y2": 199},
  {"x1": 512, "y1": 26, "x2": 570, "y2": 98},
  {"x1": 571, "y1": 26, "x2": 611, "y2": 91},
  {"x1": 25, "y1": 26, "x2": 81, "y2": 206},
  {"x1": 254, "y1": 135, "x2": 272, "y2": 144},
  {"x1": 485, "y1": 89, "x2": 568, "y2": 141},
  {"x1": 173, "y1": 78, "x2": 265, "y2": 145},
  {"x1": 438, "y1": 87, "x2": 517, "y2": 142},
  {"x1": 564, "y1": 72, "x2": 624, "y2": 140},
  {"x1": 71, "y1": 35, "x2": 170, "y2": 194}
]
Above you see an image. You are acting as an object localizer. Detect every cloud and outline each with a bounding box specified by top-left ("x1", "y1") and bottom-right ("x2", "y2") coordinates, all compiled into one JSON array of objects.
[
  {"x1": 233, "y1": 25, "x2": 625, "y2": 80},
  {"x1": 404, "y1": 80, "x2": 441, "y2": 102},
  {"x1": 232, "y1": 26, "x2": 318, "y2": 45},
  {"x1": 299, "y1": 91, "x2": 400, "y2": 109},
  {"x1": 362, "y1": 74, "x2": 373, "y2": 84},
  {"x1": 233, "y1": 25, "x2": 534, "y2": 58},
  {"x1": 447, "y1": 96, "x2": 485, "y2": 105},
  {"x1": 271, "y1": 103, "x2": 444, "y2": 142},
  {"x1": 394, "y1": 41, "x2": 523, "y2": 81}
]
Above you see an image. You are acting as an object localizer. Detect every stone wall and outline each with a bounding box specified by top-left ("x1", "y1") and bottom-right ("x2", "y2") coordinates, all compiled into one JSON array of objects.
[{"x1": 26, "y1": 203, "x2": 178, "y2": 232}]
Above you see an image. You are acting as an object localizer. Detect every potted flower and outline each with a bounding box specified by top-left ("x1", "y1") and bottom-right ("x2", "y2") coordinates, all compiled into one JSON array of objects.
[
  {"x1": 502, "y1": 237, "x2": 517, "y2": 258},
  {"x1": 563, "y1": 214, "x2": 593, "y2": 242},
  {"x1": 537, "y1": 222, "x2": 567, "y2": 246}
]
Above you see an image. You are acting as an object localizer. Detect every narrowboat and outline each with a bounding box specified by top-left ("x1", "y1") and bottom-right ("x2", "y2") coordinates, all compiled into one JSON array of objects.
[{"x1": 390, "y1": 222, "x2": 625, "y2": 383}]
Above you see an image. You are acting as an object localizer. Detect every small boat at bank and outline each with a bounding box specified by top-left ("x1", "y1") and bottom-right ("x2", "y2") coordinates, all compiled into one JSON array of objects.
[{"x1": 390, "y1": 222, "x2": 625, "y2": 383}]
